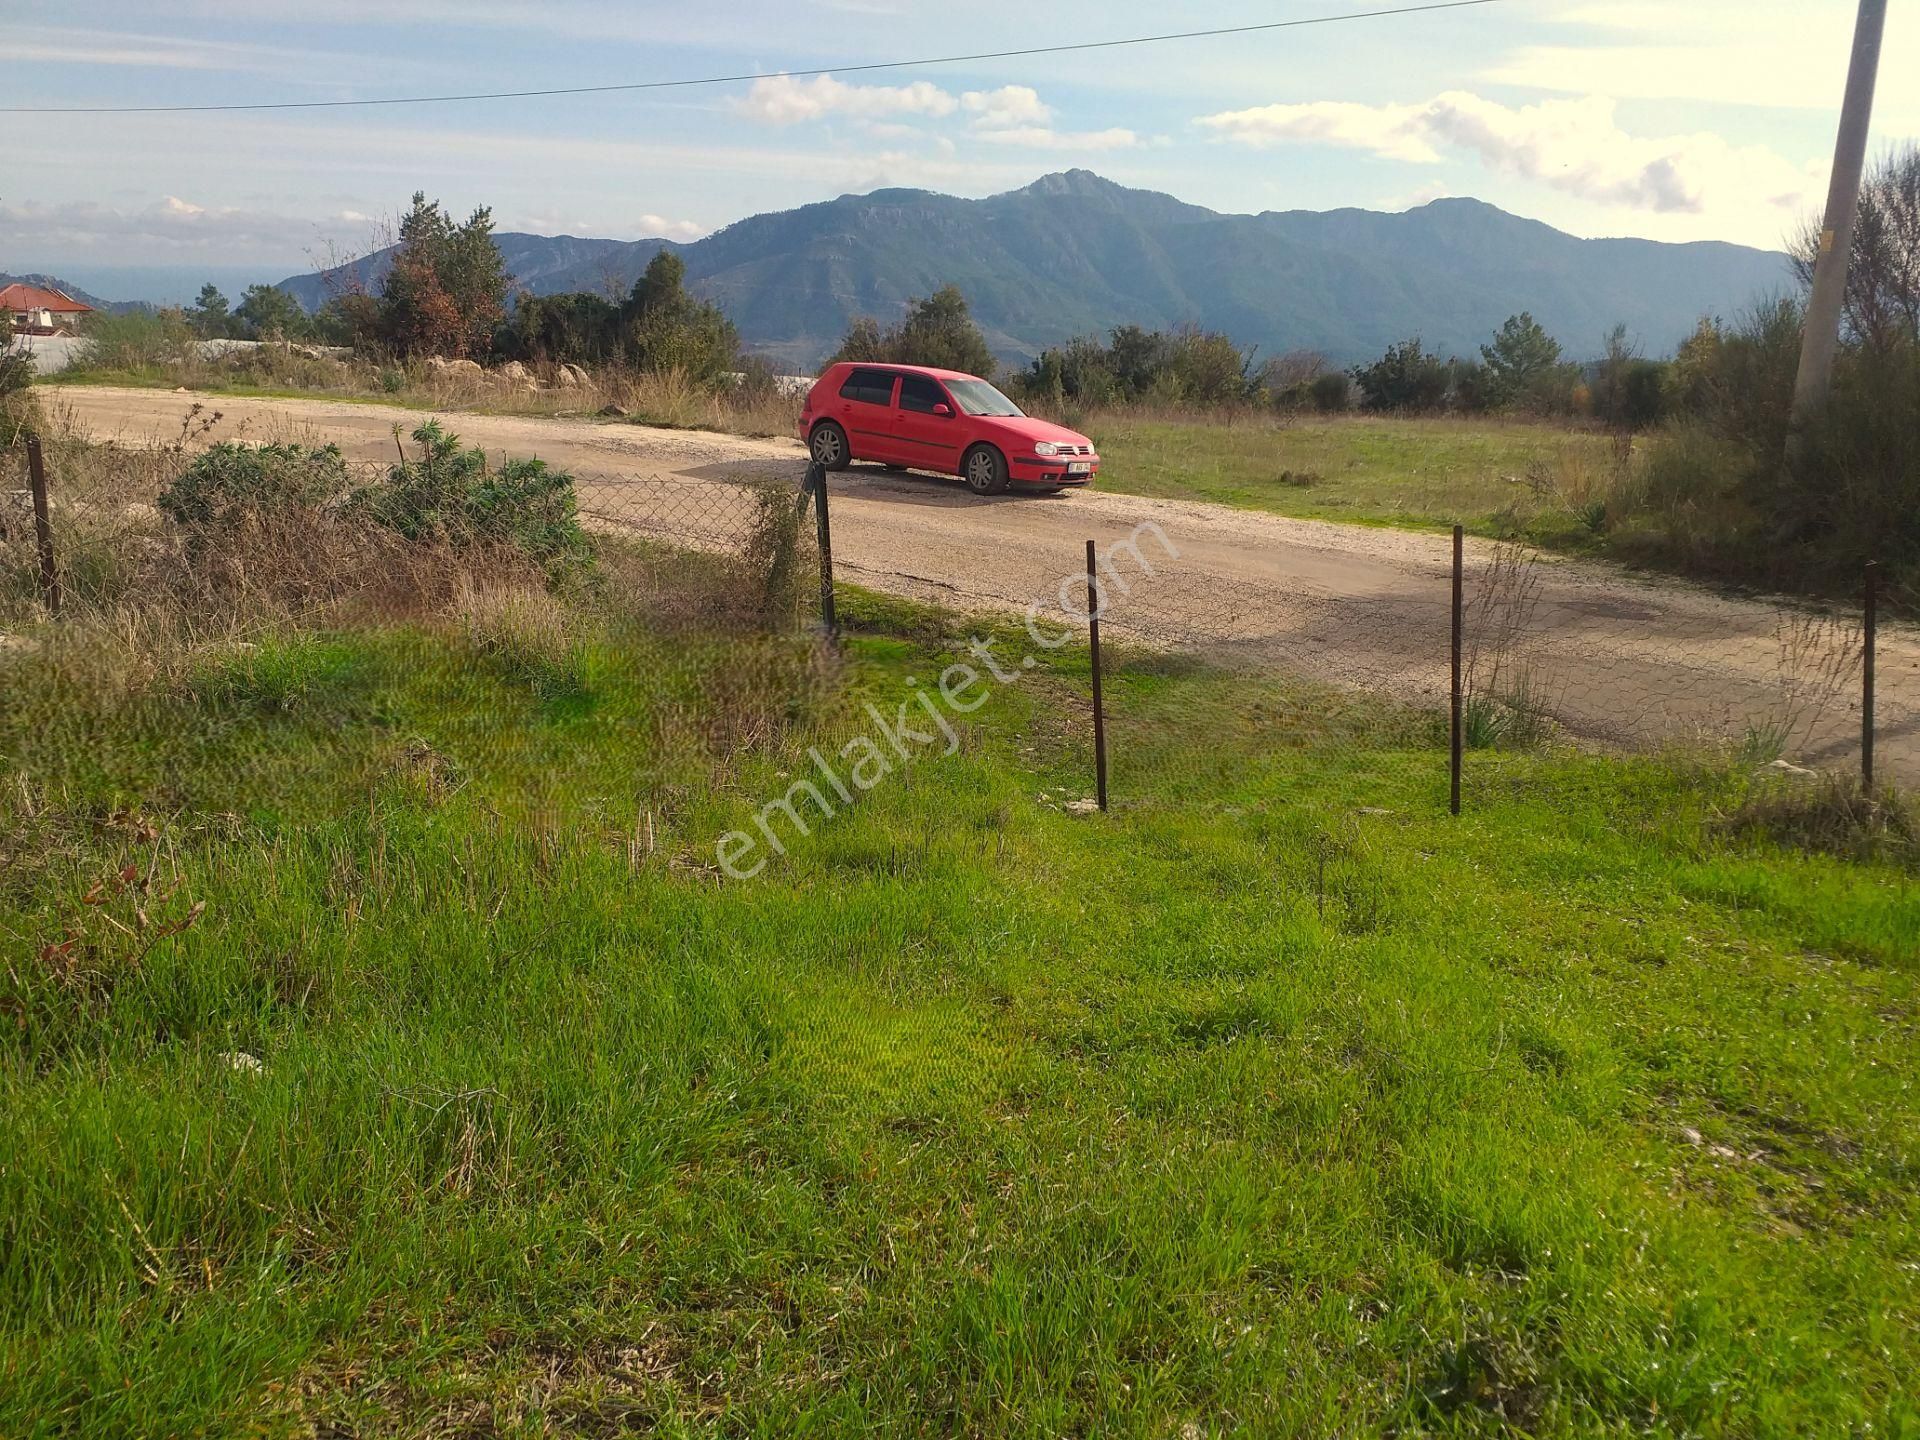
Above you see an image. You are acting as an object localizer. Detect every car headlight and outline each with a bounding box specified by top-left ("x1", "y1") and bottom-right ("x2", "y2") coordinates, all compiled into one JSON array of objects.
[{"x1": 1033, "y1": 442, "x2": 1060, "y2": 457}]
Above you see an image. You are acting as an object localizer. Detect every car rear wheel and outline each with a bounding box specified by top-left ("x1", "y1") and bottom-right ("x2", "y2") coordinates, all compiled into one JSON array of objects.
[
  {"x1": 810, "y1": 421, "x2": 851, "y2": 471},
  {"x1": 963, "y1": 444, "x2": 1010, "y2": 496}
]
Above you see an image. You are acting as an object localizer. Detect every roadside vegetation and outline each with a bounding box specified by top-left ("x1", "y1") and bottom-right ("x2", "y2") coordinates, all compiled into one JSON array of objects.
[
  {"x1": 2, "y1": 424, "x2": 1916, "y2": 1434},
  {"x1": 37, "y1": 148, "x2": 1920, "y2": 605}
]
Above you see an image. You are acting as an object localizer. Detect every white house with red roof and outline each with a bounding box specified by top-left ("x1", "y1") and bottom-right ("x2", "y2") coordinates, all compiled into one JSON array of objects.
[{"x1": 3, "y1": 283, "x2": 94, "y2": 336}]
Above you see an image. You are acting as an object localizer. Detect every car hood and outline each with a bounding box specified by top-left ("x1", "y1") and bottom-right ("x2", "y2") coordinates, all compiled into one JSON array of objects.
[{"x1": 976, "y1": 415, "x2": 1097, "y2": 450}]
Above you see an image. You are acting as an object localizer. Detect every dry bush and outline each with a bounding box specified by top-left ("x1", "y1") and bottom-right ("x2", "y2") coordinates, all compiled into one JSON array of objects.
[
  {"x1": 1721, "y1": 773, "x2": 1918, "y2": 869},
  {"x1": 614, "y1": 367, "x2": 715, "y2": 430},
  {"x1": 448, "y1": 571, "x2": 584, "y2": 696},
  {"x1": 0, "y1": 426, "x2": 552, "y2": 652},
  {"x1": 1460, "y1": 541, "x2": 1556, "y2": 749},
  {"x1": 192, "y1": 343, "x2": 367, "y2": 394},
  {"x1": 689, "y1": 637, "x2": 831, "y2": 757},
  {"x1": 589, "y1": 483, "x2": 815, "y2": 640},
  {"x1": 4, "y1": 434, "x2": 837, "y2": 798}
]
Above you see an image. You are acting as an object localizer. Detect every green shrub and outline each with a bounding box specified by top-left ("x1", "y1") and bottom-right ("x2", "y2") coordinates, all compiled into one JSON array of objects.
[
  {"x1": 351, "y1": 420, "x2": 587, "y2": 565},
  {"x1": 158, "y1": 443, "x2": 351, "y2": 532},
  {"x1": 1766, "y1": 343, "x2": 1920, "y2": 584},
  {"x1": 832, "y1": 286, "x2": 995, "y2": 378},
  {"x1": 1612, "y1": 421, "x2": 1751, "y2": 572},
  {"x1": 744, "y1": 481, "x2": 808, "y2": 627},
  {"x1": 77, "y1": 309, "x2": 196, "y2": 372},
  {"x1": 1350, "y1": 338, "x2": 1452, "y2": 412},
  {"x1": 0, "y1": 344, "x2": 38, "y2": 445},
  {"x1": 1621, "y1": 299, "x2": 1915, "y2": 594},
  {"x1": 467, "y1": 459, "x2": 588, "y2": 562},
  {"x1": 1308, "y1": 371, "x2": 1351, "y2": 413},
  {"x1": 1018, "y1": 325, "x2": 1255, "y2": 410},
  {"x1": 351, "y1": 421, "x2": 478, "y2": 544}
]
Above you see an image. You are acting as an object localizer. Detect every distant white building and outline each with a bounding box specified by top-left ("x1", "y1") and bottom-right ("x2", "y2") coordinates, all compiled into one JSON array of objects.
[{"x1": 3, "y1": 283, "x2": 94, "y2": 336}]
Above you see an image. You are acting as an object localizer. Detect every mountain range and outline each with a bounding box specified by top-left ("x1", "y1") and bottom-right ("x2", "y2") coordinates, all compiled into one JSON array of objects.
[{"x1": 257, "y1": 171, "x2": 1787, "y2": 368}]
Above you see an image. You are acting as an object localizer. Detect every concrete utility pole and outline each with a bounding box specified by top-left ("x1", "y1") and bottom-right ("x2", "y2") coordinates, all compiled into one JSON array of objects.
[{"x1": 1790, "y1": 0, "x2": 1890, "y2": 427}]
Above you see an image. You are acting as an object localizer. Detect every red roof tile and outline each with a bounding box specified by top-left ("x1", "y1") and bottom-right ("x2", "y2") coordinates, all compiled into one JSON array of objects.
[{"x1": 1, "y1": 283, "x2": 94, "y2": 314}]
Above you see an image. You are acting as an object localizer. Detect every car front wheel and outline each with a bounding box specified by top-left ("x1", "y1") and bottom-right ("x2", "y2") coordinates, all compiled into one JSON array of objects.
[
  {"x1": 963, "y1": 444, "x2": 1010, "y2": 496},
  {"x1": 810, "y1": 421, "x2": 851, "y2": 471}
]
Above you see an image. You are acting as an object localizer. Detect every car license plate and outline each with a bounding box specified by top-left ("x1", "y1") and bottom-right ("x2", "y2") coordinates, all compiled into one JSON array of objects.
[{"x1": 1068, "y1": 462, "x2": 1092, "y2": 475}]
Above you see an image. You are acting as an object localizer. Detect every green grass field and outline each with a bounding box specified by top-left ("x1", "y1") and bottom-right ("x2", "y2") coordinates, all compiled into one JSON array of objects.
[
  {"x1": 1086, "y1": 413, "x2": 1618, "y2": 539},
  {"x1": 2, "y1": 585, "x2": 1915, "y2": 1437}
]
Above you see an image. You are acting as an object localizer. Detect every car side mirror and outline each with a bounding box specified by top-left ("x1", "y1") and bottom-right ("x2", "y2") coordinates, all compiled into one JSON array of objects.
[{"x1": 932, "y1": 403, "x2": 953, "y2": 418}]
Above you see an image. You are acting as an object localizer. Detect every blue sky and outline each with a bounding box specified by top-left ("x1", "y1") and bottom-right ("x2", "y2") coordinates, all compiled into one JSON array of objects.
[{"x1": 5, "y1": 0, "x2": 1916, "y2": 298}]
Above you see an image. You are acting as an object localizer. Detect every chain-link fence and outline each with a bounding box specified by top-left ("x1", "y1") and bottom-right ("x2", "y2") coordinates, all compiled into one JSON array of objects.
[
  {"x1": 5, "y1": 443, "x2": 824, "y2": 626},
  {"x1": 1, "y1": 439, "x2": 835, "y2": 816},
  {"x1": 972, "y1": 504, "x2": 1913, "y2": 812},
  {"x1": 6, "y1": 435, "x2": 1912, "y2": 821},
  {"x1": 1464, "y1": 543, "x2": 1906, "y2": 785}
]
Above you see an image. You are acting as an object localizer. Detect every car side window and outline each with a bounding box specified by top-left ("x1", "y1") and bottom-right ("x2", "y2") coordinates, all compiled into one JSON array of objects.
[
  {"x1": 898, "y1": 376, "x2": 948, "y2": 414},
  {"x1": 839, "y1": 369, "x2": 897, "y2": 407}
]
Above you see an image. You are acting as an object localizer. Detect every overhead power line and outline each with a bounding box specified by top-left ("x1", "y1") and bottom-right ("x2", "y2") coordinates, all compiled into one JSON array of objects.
[{"x1": 3, "y1": 1, "x2": 1504, "y2": 116}]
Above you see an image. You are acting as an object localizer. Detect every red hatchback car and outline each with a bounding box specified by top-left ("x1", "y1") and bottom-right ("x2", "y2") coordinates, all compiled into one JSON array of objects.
[{"x1": 799, "y1": 362, "x2": 1100, "y2": 495}]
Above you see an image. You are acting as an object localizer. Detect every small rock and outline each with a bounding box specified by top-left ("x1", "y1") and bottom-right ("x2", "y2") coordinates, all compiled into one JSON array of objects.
[
  {"x1": 497, "y1": 360, "x2": 534, "y2": 385},
  {"x1": 1064, "y1": 798, "x2": 1102, "y2": 816},
  {"x1": 562, "y1": 363, "x2": 592, "y2": 387},
  {"x1": 1766, "y1": 758, "x2": 1817, "y2": 778},
  {"x1": 220, "y1": 1051, "x2": 264, "y2": 1074},
  {"x1": 1679, "y1": 1127, "x2": 1740, "y2": 1160}
]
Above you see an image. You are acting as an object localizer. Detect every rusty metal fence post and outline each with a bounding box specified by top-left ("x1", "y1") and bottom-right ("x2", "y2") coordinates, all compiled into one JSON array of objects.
[
  {"x1": 1450, "y1": 524, "x2": 1463, "y2": 816},
  {"x1": 27, "y1": 435, "x2": 61, "y2": 618},
  {"x1": 1086, "y1": 539, "x2": 1109, "y2": 813},
  {"x1": 1863, "y1": 560, "x2": 1878, "y2": 790}
]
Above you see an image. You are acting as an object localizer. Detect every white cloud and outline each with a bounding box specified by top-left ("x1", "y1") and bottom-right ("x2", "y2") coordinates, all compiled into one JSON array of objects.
[
  {"x1": 957, "y1": 86, "x2": 1135, "y2": 151},
  {"x1": 1198, "y1": 91, "x2": 1819, "y2": 218},
  {"x1": 737, "y1": 74, "x2": 958, "y2": 125},
  {"x1": 1483, "y1": 0, "x2": 1920, "y2": 131},
  {"x1": 973, "y1": 127, "x2": 1141, "y2": 153},
  {"x1": 636, "y1": 213, "x2": 707, "y2": 241},
  {"x1": 1201, "y1": 99, "x2": 1442, "y2": 164},
  {"x1": 733, "y1": 74, "x2": 1135, "y2": 152},
  {"x1": 962, "y1": 86, "x2": 1053, "y2": 130},
  {"x1": 0, "y1": 196, "x2": 367, "y2": 260}
]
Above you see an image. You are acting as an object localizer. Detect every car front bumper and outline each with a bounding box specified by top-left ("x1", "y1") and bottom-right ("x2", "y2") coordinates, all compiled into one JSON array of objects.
[{"x1": 1010, "y1": 457, "x2": 1099, "y2": 487}]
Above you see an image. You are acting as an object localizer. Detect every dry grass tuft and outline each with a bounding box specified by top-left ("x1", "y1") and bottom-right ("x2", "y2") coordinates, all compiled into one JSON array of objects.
[
  {"x1": 449, "y1": 573, "x2": 582, "y2": 695},
  {"x1": 1722, "y1": 773, "x2": 1918, "y2": 869}
]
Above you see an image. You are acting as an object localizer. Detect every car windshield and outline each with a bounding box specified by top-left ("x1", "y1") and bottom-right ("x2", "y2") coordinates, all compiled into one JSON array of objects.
[{"x1": 945, "y1": 379, "x2": 1024, "y2": 418}]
